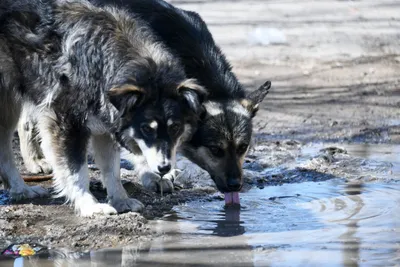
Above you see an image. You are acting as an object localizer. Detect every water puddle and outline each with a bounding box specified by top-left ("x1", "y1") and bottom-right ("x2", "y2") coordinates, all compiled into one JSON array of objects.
[
  {"x1": 3, "y1": 179, "x2": 400, "y2": 266},
  {"x1": 2, "y1": 143, "x2": 400, "y2": 266}
]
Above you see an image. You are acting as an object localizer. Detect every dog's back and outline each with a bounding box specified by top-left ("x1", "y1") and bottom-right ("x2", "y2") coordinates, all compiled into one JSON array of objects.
[{"x1": 92, "y1": 0, "x2": 245, "y2": 100}]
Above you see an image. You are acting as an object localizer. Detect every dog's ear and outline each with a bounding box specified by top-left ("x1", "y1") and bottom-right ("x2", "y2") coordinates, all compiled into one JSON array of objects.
[
  {"x1": 178, "y1": 79, "x2": 208, "y2": 114},
  {"x1": 240, "y1": 80, "x2": 271, "y2": 117},
  {"x1": 108, "y1": 84, "x2": 145, "y2": 112}
]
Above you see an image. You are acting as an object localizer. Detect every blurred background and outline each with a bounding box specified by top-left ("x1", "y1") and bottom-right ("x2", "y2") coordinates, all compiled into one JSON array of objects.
[{"x1": 170, "y1": 0, "x2": 400, "y2": 144}]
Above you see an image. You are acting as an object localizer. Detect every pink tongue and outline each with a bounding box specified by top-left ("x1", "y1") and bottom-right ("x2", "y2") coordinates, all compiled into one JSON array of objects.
[{"x1": 224, "y1": 192, "x2": 240, "y2": 205}]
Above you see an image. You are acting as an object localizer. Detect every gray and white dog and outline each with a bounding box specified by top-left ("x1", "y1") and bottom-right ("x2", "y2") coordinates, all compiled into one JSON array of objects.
[
  {"x1": 0, "y1": 0, "x2": 205, "y2": 216},
  {"x1": 17, "y1": 0, "x2": 271, "y2": 202}
]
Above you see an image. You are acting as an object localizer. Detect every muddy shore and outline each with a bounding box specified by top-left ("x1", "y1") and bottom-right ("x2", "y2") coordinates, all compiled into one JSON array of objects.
[{"x1": 1, "y1": 0, "x2": 400, "y2": 251}]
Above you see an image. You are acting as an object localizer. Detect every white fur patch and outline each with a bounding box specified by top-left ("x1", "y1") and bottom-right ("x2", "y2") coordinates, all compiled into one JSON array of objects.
[
  {"x1": 229, "y1": 102, "x2": 250, "y2": 117},
  {"x1": 125, "y1": 153, "x2": 148, "y2": 176},
  {"x1": 204, "y1": 102, "x2": 223, "y2": 116},
  {"x1": 128, "y1": 127, "x2": 135, "y2": 138},
  {"x1": 18, "y1": 102, "x2": 52, "y2": 174},
  {"x1": 39, "y1": 90, "x2": 56, "y2": 109},
  {"x1": 136, "y1": 139, "x2": 166, "y2": 173},
  {"x1": 149, "y1": 121, "x2": 158, "y2": 129}
]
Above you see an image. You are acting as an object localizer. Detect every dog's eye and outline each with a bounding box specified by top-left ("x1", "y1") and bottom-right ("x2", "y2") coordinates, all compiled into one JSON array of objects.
[
  {"x1": 237, "y1": 144, "x2": 249, "y2": 155},
  {"x1": 208, "y1": 146, "x2": 224, "y2": 157},
  {"x1": 169, "y1": 123, "x2": 182, "y2": 135},
  {"x1": 141, "y1": 124, "x2": 155, "y2": 136}
]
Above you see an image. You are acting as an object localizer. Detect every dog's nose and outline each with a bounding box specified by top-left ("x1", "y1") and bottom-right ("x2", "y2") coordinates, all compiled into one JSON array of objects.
[
  {"x1": 227, "y1": 179, "x2": 241, "y2": 191},
  {"x1": 158, "y1": 163, "x2": 171, "y2": 175}
]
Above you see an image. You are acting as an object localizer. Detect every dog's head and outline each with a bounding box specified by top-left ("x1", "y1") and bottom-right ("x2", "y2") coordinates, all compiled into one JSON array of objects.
[
  {"x1": 181, "y1": 81, "x2": 271, "y2": 192},
  {"x1": 109, "y1": 73, "x2": 206, "y2": 176}
]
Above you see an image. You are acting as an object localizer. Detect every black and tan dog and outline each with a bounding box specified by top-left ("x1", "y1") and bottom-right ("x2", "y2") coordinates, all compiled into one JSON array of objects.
[
  {"x1": 17, "y1": 0, "x2": 270, "y2": 204},
  {"x1": 0, "y1": 0, "x2": 205, "y2": 216},
  {"x1": 95, "y1": 0, "x2": 271, "y2": 202}
]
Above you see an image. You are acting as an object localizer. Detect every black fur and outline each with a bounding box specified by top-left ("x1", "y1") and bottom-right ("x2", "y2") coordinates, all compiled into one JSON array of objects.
[
  {"x1": 5, "y1": 0, "x2": 270, "y2": 195},
  {"x1": 92, "y1": 0, "x2": 246, "y2": 100},
  {"x1": 0, "y1": 0, "x2": 206, "y2": 215},
  {"x1": 91, "y1": 0, "x2": 271, "y2": 193}
]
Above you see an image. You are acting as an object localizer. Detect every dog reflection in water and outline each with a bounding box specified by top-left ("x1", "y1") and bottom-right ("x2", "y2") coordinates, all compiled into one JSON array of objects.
[{"x1": 211, "y1": 205, "x2": 245, "y2": 237}]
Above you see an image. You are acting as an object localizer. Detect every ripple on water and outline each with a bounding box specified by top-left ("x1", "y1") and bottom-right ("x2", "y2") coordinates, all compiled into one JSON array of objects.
[{"x1": 167, "y1": 179, "x2": 400, "y2": 266}]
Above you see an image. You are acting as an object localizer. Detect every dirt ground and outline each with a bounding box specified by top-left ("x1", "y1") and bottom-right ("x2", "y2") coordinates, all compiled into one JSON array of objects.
[{"x1": 1, "y1": 0, "x2": 400, "y2": 251}]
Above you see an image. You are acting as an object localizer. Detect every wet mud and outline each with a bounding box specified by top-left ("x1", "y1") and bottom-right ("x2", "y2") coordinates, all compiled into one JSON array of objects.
[{"x1": 1, "y1": 136, "x2": 399, "y2": 252}]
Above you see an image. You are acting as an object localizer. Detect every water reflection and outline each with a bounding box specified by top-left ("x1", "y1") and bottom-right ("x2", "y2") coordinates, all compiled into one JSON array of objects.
[
  {"x1": 208, "y1": 205, "x2": 246, "y2": 237},
  {"x1": 340, "y1": 182, "x2": 363, "y2": 267}
]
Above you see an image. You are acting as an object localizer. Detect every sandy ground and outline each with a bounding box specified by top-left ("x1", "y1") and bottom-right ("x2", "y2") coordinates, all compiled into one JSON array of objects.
[{"x1": 1, "y1": 0, "x2": 400, "y2": 251}]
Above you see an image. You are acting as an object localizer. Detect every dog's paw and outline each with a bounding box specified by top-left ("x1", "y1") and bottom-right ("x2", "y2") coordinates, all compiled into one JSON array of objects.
[
  {"x1": 157, "y1": 169, "x2": 182, "y2": 194},
  {"x1": 79, "y1": 203, "x2": 117, "y2": 217},
  {"x1": 10, "y1": 185, "x2": 48, "y2": 201},
  {"x1": 110, "y1": 198, "x2": 144, "y2": 213},
  {"x1": 145, "y1": 178, "x2": 174, "y2": 194},
  {"x1": 25, "y1": 158, "x2": 52, "y2": 174},
  {"x1": 157, "y1": 178, "x2": 174, "y2": 194},
  {"x1": 141, "y1": 172, "x2": 159, "y2": 192},
  {"x1": 141, "y1": 171, "x2": 175, "y2": 194},
  {"x1": 163, "y1": 169, "x2": 182, "y2": 182}
]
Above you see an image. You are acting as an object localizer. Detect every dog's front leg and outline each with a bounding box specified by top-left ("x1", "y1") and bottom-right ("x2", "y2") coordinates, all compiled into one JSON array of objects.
[
  {"x1": 38, "y1": 113, "x2": 117, "y2": 217},
  {"x1": 91, "y1": 133, "x2": 143, "y2": 213}
]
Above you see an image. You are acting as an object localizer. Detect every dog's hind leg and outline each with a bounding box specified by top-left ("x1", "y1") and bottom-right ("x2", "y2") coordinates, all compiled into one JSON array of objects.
[
  {"x1": 18, "y1": 103, "x2": 52, "y2": 174},
  {"x1": 91, "y1": 133, "x2": 144, "y2": 213},
  {"x1": 38, "y1": 112, "x2": 117, "y2": 217},
  {"x1": 0, "y1": 43, "x2": 48, "y2": 200},
  {"x1": 0, "y1": 127, "x2": 49, "y2": 200}
]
